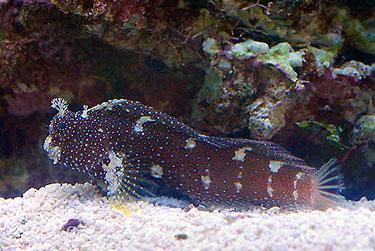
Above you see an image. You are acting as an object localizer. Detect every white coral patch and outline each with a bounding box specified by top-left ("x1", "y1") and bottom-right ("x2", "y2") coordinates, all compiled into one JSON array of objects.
[
  {"x1": 269, "y1": 161, "x2": 283, "y2": 173},
  {"x1": 134, "y1": 116, "x2": 155, "y2": 133},
  {"x1": 201, "y1": 175, "x2": 212, "y2": 190},
  {"x1": 150, "y1": 164, "x2": 164, "y2": 178},
  {"x1": 184, "y1": 138, "x2": 196, "y2": 149},
  {"x1": 234, "y1": 182, "x2": 243, "y2": 193},
  {"x1": 267, "y1": 175, "x2": 273, "y2": 197},
  {"x1": 102, "y1": 151, "x2": 124, "y2": 195},
  {"x1": 43, "y1": 135, "x2": 61, "y2": 164},
  {"x1": 232, "y1": 147, "x2": 253, "y2": 162}
]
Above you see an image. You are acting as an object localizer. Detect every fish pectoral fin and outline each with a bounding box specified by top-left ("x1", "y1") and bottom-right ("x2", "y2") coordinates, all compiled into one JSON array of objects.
[
  {"x1": 117, "y1": 171, "x2": 158, "y2": 199},
  {"x1": 106, "y1": 154, "x2": 160, "y2": 201}
]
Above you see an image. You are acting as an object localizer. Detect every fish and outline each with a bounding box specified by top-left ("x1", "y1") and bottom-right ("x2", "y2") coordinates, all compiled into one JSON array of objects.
[{"x1": 44, "y1": 98, "x2": 345, "y2": 209}]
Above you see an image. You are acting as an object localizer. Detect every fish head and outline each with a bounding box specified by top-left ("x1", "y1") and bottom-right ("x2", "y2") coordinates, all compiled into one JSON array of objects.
[{"x1": 44, "y1": 98, "x2": 109, "y2": 179}]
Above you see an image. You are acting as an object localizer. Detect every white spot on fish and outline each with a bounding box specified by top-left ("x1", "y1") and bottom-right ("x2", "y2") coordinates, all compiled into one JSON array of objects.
[
  {"x1": 81, "y1": 105, "x2": 89, "y2": 118},
  {"x1": 81, "y1": 100, "x2": 125, "y2": 118},
  {"x1": 267, "y1": 175, "x2": 273, "y2": 197},
  {"x1": 184, "y1": 138, "x2": 196, "y2": 149},
  {"x1": 232, "y1": 147, "x2": 253, "y2": 162},
  {"x1": 293, "y1": 172, "x2": 304, "y2": 201},
  {"x1": 296, "y1": 172, "x2": 304, "y2": 180},
  {"x1": 293, "y1": 190, "x2": 298, "y2": 200},
  {"x1": 201, "y1": 175, "x2": 211, "y2": 190},
  {"x1": 269, "y1": 161, "x2": 283, "y2": 173},
  {"x1": 234, "y1": 182, "x2": 242, "y2": 193},
  {"x1": 98, "y1": 128, "x2": 104, "y2": 133},
  {"x1": 43, "y1": 135, "x2": 52, "y2": 152},
  {"x1": 90, "y1": 100, "x2": 116, "y2": 111},
  {"x1": 150, "y1": 164, "x2": 164, "y2": 178},
  {"x1": 43, "y1": 135, "x2": 61, "y2": 164},
  {"x1": 102, "y1": 151, "x2": 124, "y2": 195},
  {"x1": 293, "y1": 180, "x2": 298, "y2": 190},
  {"x1": 134, "y1": 116, "x2": 155, "y2": 132}
]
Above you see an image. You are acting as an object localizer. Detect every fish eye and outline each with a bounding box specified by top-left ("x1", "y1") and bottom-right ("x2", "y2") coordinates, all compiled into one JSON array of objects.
[{"x1": 58, "y1": 122, "x2": 66, "y2": 129}]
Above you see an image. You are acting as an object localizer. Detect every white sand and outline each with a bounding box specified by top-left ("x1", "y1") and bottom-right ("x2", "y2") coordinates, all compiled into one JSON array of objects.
[{"x1": 1, "y1": 183, "x2": 375, "y2": 251}]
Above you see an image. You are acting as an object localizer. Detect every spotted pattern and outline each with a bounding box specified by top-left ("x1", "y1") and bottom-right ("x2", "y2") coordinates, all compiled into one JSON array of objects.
[{"x1": 45, "y1": 98, "x2": 321, "y2": 209}]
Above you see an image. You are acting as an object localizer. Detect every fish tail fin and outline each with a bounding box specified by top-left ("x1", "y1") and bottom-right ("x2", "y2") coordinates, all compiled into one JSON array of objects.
[{"x1": 313, "y1": 158, "x2": 346, "y2": 209}]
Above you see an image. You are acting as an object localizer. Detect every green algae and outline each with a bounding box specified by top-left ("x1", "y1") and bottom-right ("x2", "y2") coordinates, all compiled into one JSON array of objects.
[
  {"x1": 230, "y1": 39, "x2": 304, "y2": 82},
  {"x1": 308, "y1": 46, "x2": 336, "y2": 68},
  {"x1": 296, "y1": 120, "x2": 349, "y2": 150},
  {"x1": 352, "y1": 115, "x2": 375, "y2": 165},
  {"x1": 231, "y1": 39, "x2": 270, "y2": 58}
]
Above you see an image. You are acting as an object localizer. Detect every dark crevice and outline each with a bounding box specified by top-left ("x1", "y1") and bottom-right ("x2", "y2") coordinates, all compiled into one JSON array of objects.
[{"x1": 335, "y1": 43, "x2": 375, "y2": 66}]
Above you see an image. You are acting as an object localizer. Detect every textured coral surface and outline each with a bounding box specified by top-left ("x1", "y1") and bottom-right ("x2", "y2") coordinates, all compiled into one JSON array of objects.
[
  {"x1": 1, "y1": 183, "x2": 375, "y2": 250},
  {"x1": 0, "y1": 0, "x2": 374, "y2": 200}
]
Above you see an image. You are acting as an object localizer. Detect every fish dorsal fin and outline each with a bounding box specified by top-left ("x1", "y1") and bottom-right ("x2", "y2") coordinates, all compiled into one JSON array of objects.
[
  {"x1": 92, "y1": 99, "x2": 205, "y2": 140},
  {"x1": 204, "y1": 136, "x2": 310, "y2": 169}
]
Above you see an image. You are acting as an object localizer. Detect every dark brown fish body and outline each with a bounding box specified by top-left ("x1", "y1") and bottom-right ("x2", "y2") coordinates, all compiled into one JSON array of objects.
[{"x1": 44, "y1": 98, "x2": 344, "y2": 209}]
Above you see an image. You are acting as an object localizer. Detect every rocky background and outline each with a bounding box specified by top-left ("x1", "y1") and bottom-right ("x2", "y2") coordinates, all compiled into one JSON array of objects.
[{"x1": 0, "y1": 0, "x2": 374, "y2": 200}]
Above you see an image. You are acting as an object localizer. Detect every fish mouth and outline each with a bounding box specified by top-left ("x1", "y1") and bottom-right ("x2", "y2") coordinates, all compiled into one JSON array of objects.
[{"x1": 43, "y1": 135, "x2": 61, "y2": 164}]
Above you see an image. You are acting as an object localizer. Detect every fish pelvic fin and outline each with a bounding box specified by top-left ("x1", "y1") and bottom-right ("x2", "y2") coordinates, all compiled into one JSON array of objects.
[{"x1": 313, "y1": 158, "x2": 346, "y2": 209}]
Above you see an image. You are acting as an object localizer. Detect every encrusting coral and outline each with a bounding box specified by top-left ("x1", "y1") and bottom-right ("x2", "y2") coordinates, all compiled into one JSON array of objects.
[{"x1": 193, "y1": 38, "x2": 374, "y2": 140}]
